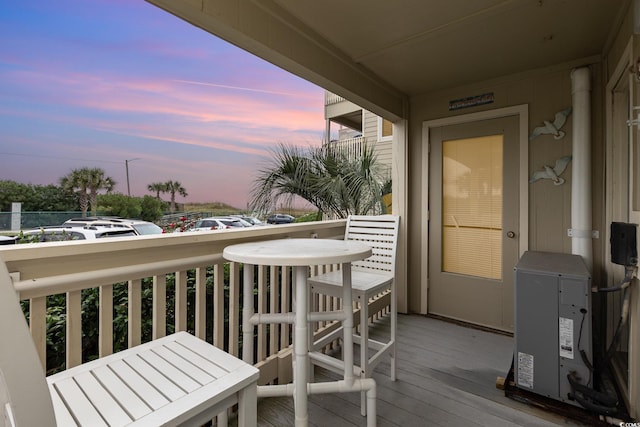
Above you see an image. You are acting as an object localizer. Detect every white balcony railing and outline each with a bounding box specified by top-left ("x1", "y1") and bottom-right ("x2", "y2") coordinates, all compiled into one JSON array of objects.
[
  {"x1": 327, "y1": 136, "x2": 367, "y2": 160},
  {"x1": 0, "y1": 220, "x2": 391, "y2": 386}
]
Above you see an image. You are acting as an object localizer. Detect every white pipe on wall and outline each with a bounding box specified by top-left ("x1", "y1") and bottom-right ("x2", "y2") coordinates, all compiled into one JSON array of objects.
[{"x1": 570, "y1": 67, "x2": 593, "y2": 271}]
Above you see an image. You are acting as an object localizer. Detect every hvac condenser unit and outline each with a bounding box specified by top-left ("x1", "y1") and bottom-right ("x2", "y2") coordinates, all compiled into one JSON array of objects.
[{"x1": 514, "y1": 251, "x2": 591, "y2": 407}]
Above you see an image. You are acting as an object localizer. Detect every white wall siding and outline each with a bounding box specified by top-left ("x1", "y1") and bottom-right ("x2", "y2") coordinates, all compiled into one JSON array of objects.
[{"x1": 363, "y1": 110, "x2": 393, "y2": 171}]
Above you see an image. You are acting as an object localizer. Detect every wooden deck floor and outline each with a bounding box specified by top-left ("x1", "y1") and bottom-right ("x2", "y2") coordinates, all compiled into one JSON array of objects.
[{"x1": 256, "y1": 314, "x2": 595, "y2": 427}]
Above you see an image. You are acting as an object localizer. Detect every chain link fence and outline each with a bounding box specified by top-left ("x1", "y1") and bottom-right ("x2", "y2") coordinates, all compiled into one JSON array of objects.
[{"x1": 0, "y1": 211, "x2": 84, "y2": 231}]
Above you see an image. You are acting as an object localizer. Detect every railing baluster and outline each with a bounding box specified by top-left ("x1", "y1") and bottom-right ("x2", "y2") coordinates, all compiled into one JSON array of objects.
[
  {"x1": 257, "y1": 265, "x2": 267, "y2": 361},
  {"x1": 175, "y1": 270, "x2": 187, "y2": 332},
  {"x1": 330, "y1": 264, "x2": 341, "y2": 350},
  {"x1": 128, "y1": 279, "x2": 141, "y2": 347},
  {"x1": 228, "y1": 262, "x2": 240, "y2": 357},
  {"x1": 269, "y1": 265, "x2": 279, "y2": 356},
  {"x1": 66, "y1": 290, "x2": 82, "y2": 369},
  {"x1": 195, "y1": 267, "x2": 206, "y2": 340},
  {"x1": 153, "y1": 274, "x2": 166, "y2": 339},
  {"x1": 99, "y1": 285, "x2": 113, "y2": 357},
  {"x1": 213, "y1": 263, "x2": 224, "y2": 349},
  {"x1": 315, "y1": 265, "x2": 325, "y2": 331},
  {"x1": 29, "y1": 296, "x2": 47, "y2": 372},
  {"x1": 280, "y1": 266, "x2": 291, "y2": 350}
]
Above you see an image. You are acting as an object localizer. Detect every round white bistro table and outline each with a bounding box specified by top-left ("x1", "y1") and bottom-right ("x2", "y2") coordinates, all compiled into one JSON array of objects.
[{"x1": 223, "y1": 238, "x2": 376, "y2": 427}]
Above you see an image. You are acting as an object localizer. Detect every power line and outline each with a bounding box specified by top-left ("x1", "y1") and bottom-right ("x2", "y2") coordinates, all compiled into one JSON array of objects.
[{"x1": 0, "y1": 152, "x2": 123, "y2": 165}]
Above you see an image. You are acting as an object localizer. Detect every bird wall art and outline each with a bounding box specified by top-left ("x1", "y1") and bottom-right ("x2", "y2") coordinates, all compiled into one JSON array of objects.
[
  {"x1": 529, "y1": 107, "x2": 572, "y2": 141},
  {"x1": 529, "y1": 155, "x2": 572, "y2": 186}
]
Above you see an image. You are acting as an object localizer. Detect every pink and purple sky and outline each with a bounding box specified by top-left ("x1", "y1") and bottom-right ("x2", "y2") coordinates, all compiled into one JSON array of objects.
[{"x1": 0, "y1": 1, "x2": 327, "y2": 209}]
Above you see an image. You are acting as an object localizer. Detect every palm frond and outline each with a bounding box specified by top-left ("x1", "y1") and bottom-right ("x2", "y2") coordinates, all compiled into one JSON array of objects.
[{"x1": 249, "y1": 142, "x2": 387, "y2": 218}]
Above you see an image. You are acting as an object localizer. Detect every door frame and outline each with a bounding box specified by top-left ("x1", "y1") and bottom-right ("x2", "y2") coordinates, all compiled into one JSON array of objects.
[
  {"x1": 420, "y1": 105, "x2": 529, "y2": 314},
  {"x1": 605, "y1": 37, "x2": 637, "y2": 418}
]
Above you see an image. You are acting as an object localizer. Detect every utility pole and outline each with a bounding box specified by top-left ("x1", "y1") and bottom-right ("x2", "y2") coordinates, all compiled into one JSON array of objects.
[{"x1": 125, "y1": 158, "x2": 140, "y2": 196}]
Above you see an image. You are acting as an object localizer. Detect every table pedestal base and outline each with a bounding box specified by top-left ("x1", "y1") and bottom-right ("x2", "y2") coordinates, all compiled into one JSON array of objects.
[{"x1": 256, "y1": 379, "x2": 377, "y2": 427}]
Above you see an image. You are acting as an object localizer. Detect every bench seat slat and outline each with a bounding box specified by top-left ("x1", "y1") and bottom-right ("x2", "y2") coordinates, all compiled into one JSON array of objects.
[
  {"x1": 123, "y1": 354, "x2": 187, "y2": 401},
  {"x1": 164, "y1": 340, "x2": 230, "y2": 379},
  {"x1": 74, "y1": 371, "x2": 133, "y2": 427},
  {"x1": 52, "y1": 378, "x2": 109, "y2": 427},
  {"x1": 48, "y1": 384, "x2": 78, "y2": 426},
  {"x1": 150, "y1": 345, "x2": 215, "y2": 385},
  {"x1": 135, "y1": 350, "x2": 201, "y2": 393},
  {"x1": 92, "y1": 365, "x2": 153, "y2": 419},
  {"x1": 106, "y1": 358, "x2": 171, "y2": 410}
]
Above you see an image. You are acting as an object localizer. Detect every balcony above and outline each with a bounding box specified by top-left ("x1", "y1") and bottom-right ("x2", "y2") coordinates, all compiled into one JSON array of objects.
[{"x1": 325, "y1": 91, "x2": 362, "y2": 132}]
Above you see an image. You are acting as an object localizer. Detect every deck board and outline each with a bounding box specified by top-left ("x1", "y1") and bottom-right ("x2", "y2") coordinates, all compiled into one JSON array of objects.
[{"x1": 256, "y1": 315, "x2": 592, "y2": 426}]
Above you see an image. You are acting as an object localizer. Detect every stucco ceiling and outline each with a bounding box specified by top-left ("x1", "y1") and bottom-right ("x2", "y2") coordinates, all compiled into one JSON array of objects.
[{"x1": 273, "y1": 0, "x2": 627, "y2": 95}]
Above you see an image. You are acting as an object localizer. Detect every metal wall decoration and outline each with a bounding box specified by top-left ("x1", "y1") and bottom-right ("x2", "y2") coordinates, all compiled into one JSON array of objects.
[
  {"x1": 529, "y1": 107, "x2": 572, "y2": 140},
  {"x1": 529, "y1": 155, "x2": 572, "y2": 186}
]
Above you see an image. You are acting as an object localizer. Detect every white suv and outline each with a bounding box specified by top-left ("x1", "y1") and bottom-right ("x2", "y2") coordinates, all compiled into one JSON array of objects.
[
  {"x1": 189, "y1": 217, "x2": 252, "y2": 232},
  {"x1": 63, "y1": 217, "x2": 164, "y2": 235},
  {"x1": 19, "y1": 226, "x2": 137, "y2": 242}
]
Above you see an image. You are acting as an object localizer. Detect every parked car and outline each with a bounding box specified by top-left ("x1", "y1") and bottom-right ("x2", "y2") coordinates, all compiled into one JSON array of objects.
[
  {"x1": 230, "y1": 215, "x2": 267, "y2": 226},
  {"x1": 266, "y1": 214, "x2": 295, "y2": 224},
  {"x1": 189, "y1": 217, "x2": 252, "y2": 232},
  {"x1": 19, "y1": 226, "x2": 138, "y2": 242},
  {"x1": 0, "y1": 235, "x2": 17, "y2": 245},
  {"x1": 63, "y1": 217, "x2": 164, "y2": 235}
]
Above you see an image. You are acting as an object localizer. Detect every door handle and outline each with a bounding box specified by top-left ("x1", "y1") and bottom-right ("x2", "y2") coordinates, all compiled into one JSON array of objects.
[{"x1": 507, "y1": 231, "x2": 516, "y2": 239}]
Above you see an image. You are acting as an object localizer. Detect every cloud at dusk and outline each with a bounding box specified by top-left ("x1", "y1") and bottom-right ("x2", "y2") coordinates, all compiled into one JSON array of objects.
[{"x1": 0, "y1": 0, "x2": 326, "y2": 208}]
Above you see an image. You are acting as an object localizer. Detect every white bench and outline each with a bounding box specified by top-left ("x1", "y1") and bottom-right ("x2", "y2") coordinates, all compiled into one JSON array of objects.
[{"x1": 0, "y1": 259, "x2": 259, "y2": 427}]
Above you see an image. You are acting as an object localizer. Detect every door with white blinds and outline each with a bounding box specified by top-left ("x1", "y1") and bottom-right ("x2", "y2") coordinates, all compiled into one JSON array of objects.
[{"x1": 428, "y1": 116, "x2": 519, "y2": 332}]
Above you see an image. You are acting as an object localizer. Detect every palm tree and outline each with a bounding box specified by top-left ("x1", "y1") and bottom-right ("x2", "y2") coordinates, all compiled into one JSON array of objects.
[
  {"x1": 60, "y1": 167, "x2": 115, "y2": 217},
  {"x1": 147, "y1": 182, "x2": 167, "y2": 199},
  {"x1": 60, "y1": 168, "x2": 91, "y2": 217},
  {"x1": 164, "y1": 180, "x2": 187, "y2": 213},
  {"x1": 250, "y1": 143, "x2": 386, "y2": 219},
  {"x1": 249, "y1": 144, "x2": 321, "y2": 217},
  {"x1": 87, "y1": 169, "x2": 115, "y2": 216}
]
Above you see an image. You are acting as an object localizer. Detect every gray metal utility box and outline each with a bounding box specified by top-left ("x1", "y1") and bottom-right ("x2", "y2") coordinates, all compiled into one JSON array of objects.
[{"x1": 513, "y1": 251, "x2": 591, "y2": 407}]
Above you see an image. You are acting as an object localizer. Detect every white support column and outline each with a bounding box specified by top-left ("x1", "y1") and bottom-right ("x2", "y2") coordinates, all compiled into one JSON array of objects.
[
  {"x1": 571, "y1": 67, "x2": 593, "y2": 271},
  {"x1": 293, "y1": 266, "x2": 309, "y2": 427}
]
